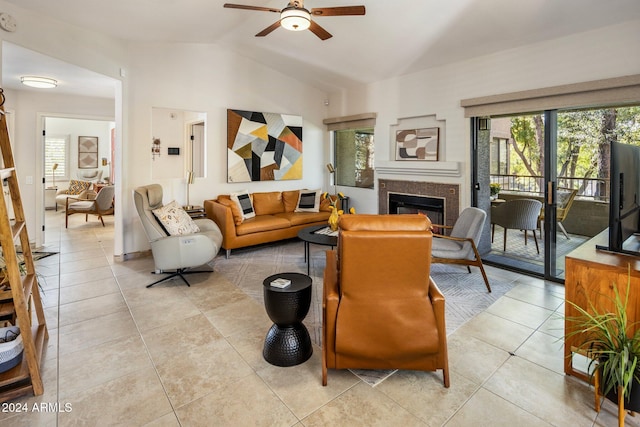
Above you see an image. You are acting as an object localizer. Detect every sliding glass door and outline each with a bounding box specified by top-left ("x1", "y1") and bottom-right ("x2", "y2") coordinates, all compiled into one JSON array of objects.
[{"x1": 475, "y1": 106, "x2": 639, "y2": 282}]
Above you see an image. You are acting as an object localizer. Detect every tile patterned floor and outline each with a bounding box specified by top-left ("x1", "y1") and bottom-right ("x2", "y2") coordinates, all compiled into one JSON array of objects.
[{"x1": 1, "y1": 210, "x2": 636, "y2": 426}]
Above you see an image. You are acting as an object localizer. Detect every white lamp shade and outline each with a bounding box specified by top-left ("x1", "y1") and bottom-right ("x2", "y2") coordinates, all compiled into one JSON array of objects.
[{"x1": 280, "y1": 8, "x2": 311, "y2": 31}]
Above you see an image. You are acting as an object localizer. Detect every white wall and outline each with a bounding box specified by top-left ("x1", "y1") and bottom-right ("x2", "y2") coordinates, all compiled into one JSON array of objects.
[
  {"x1": 45, "y1": 117, "x2": 113, "y2": 185},
  {"x1": 327, "y1": 20, "x2": 640, "y2": 214}
]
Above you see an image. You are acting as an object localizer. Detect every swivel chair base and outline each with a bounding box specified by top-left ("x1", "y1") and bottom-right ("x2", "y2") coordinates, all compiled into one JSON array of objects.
[{"x1": 146, "y1": 267, "x2": 213, "y2": 288}]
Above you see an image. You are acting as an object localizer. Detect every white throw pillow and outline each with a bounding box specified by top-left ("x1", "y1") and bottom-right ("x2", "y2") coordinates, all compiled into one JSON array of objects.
[
  {"x1": 152, "y1": 200, "x2": 200, "y2": 235},
  {"x1": 295, "y1": 189, "x2": 321, "y2": 213},
  {"x1": 230, "y1": 190, "x2": 256, "y2": 220}
]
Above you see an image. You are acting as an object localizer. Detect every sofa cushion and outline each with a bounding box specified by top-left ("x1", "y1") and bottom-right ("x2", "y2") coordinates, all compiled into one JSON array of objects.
[
  {"x1": 275, "y1": 211, "x2": 331, "y2": 226},
  {"x1": 65, "y1": 179, "x2": 92, "y2": 195},
  {"x1": 295, "y1": 189, "x2": 321, "y2": 213},
  {"x1": 253, "y1": 191, "x2": 285, "y2": 215},
  {"x1": 235, "y1": 215, "x2": 291, "y2": 236},
  {"x1": 230, "y1": 191, "x2": 256, "y2": 221},
  {"x1": 152, "y1": 200, "x2": 201, "y2": 235},
  {"x1": 282, "y1": 190, "x2": 300, "y2": 212}
]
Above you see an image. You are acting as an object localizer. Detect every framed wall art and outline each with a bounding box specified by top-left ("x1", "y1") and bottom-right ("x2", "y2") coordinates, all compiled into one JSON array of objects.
[
  {"x1": 78, "y1": 136, "x2": 99, "y2": 168},
  {"x1": 227, "y1": 109, "x2": 303, "y2": 182},
  {"x1": 395, "y1": 127, "x2": 439, "y2": 161}
]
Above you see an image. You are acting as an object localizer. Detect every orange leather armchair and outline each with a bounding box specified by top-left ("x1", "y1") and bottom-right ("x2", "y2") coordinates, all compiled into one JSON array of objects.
[{"x1": 322, "y1": 214, "x2": 449, "y2": 387}]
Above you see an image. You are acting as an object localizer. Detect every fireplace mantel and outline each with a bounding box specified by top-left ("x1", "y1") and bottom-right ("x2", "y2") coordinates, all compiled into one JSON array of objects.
[{"x1": 376, "y1": 161, "x2": 461, "y2": 177}]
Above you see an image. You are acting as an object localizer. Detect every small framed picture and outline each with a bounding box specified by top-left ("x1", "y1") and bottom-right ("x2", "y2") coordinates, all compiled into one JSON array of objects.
[
  {"x1": 78, "y1": 136, "x2": 98, "y2": 168},
  {"x1": 395, "y1": 127, "x2": 439, "y2": 161}
]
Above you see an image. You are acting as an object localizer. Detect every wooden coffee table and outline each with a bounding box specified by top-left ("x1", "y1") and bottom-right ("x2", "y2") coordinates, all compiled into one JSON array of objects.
[{"x1": 298, "y1": 225, "x2": 338, "y2": 275}]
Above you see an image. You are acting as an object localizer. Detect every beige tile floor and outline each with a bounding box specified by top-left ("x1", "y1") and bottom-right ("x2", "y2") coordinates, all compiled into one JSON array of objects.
[{"x1": 1, "y1": 210, "x2": 636, "y2": 426}]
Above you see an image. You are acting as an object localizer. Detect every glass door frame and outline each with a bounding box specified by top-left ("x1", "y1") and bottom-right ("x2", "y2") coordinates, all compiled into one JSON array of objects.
[{"x1": 472, "y1": 112, "x2": 562, "y2": 282}]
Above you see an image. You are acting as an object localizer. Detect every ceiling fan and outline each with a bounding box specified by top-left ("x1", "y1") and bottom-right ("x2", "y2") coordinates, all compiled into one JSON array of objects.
[{"x1": 223, "y1": 1, "x2": 366, "y2": 40}]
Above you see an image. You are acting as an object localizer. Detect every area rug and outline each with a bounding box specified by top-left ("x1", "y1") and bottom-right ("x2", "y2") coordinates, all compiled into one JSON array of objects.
[
  {"x1": 0, "y1": 251, "x2": 58, "y2": 269},
  {"x1": 214, "y1": 240, "x2": 514, "y2": 386}
]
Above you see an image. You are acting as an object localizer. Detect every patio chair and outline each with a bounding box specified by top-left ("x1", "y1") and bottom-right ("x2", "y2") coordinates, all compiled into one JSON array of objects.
[
  {"x1": 539, "y1": 188, "x2": 577, "y2": 239},
  {"x1": 491, "y1": 198, "x2": 543, "y2": 254}
]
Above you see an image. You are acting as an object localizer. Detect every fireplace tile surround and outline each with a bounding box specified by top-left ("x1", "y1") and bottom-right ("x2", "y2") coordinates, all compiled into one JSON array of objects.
[{"x1": 378, "y1": 179, "x2": 460, "y2": 228}]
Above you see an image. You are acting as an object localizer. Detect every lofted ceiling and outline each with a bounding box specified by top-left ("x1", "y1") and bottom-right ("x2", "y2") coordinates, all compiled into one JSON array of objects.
[{"x1": 2, "y1": 0, "x2": 640, "y2": 97}]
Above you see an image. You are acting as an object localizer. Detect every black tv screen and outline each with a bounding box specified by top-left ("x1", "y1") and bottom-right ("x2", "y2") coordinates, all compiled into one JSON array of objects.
[{"x1": 605, "y1": 141, "x2": 640, "y2": 255}]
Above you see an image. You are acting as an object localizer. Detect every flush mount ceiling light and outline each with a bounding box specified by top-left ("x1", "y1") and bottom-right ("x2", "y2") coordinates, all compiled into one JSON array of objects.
[
  {"x1": 280, "y1": 6, "x2": 310, "y2": 31},
  {"x1": 20, "y1": 76, "x2": 57, "y2": 89}
]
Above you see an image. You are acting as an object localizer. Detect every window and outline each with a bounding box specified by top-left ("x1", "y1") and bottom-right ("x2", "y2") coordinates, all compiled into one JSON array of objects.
[
  {"x1": 323, "y1": 113, "x2": 377, "y2": 190},
  {"x1": 45, "y1": 134, "x2": 69, "y2": 180},
  {"x1": 490, "y1": 137, "x2": 509, "y2": 175},
  {"x1": 334, "y1": 129, "x2": 375, "y2": 188}
]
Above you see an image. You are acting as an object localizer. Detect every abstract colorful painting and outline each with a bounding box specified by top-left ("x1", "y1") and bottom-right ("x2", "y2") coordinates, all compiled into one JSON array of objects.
[
  {"x1": 227, "y1": 109, "x2": 303, "y2": 182},
  {"x1": 395, "y1": 127, "x2": 439, "y2": 161}
]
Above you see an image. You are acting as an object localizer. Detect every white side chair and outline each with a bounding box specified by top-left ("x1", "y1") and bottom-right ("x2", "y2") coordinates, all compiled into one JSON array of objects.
[{"x1": 133, "y1": 184, "x2": 223, "y2": 288}]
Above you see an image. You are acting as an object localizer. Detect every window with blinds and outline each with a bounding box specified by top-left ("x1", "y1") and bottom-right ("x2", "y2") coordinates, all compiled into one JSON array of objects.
[{"x1": 45, "y1": 134, "x2": 69, "y2": 180}]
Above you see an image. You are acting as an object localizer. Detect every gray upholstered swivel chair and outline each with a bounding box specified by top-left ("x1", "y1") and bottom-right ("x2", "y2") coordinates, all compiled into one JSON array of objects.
[
  {"x1": 431, "y1": 207, "x2": 491, "y2": 292},
  {"x1": 133, "y1": 184, "x2": 223, "y2": 288},
  {"x1": 491, "y1": 198, "x2": 543, "y2": 254}
]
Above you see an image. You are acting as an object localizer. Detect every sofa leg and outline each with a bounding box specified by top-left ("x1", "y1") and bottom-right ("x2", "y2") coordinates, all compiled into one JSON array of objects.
[{"x1": 226, "y1": 249, "x2": 230, "y2": 259}]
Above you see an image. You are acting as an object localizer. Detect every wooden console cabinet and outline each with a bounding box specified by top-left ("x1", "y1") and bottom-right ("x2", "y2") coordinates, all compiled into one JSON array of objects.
[{"x1": 564, "y1": 230, "x2": 640, "y2": 382}]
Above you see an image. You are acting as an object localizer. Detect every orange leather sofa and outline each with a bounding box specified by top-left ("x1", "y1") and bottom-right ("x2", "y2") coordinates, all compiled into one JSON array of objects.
[
  {"x1": 204, "y1": 190, "x2": 334, "y2": 257},
  {"x1": 322, "y1": 214, "x2": 449, "y2": 387}
]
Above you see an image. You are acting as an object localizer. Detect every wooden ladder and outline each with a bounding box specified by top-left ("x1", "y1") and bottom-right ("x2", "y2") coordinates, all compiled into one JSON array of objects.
[{"x1": 0, "y1": 88, "x2": 48, "y2": 401}]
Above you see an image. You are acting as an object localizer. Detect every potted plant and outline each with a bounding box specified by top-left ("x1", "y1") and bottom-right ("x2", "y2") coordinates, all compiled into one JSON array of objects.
[
  {"x1": 489, "y1": 183, "x2": 501, "y2": 200},
  {"x1": 565, "y1": 267, "x2": 640, "y2": 426}
]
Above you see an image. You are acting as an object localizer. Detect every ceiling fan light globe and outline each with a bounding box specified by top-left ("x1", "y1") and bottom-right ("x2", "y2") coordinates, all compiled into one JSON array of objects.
[{"x1": 280, "y1": 8, "x2": 311, "y2": 31}]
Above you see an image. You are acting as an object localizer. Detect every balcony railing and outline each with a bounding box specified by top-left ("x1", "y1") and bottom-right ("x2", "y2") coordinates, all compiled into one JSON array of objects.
[{"x1": 490, "y1": 174, "x2": 610, "y2": 201}]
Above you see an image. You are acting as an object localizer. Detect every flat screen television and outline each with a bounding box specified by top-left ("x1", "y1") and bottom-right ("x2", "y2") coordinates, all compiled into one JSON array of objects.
[{"x1": 596, "y1": 140, "x2": 640, "y2": 256}]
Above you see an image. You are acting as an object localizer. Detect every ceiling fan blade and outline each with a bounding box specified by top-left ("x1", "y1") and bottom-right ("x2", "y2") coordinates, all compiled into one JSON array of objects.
[
  {"x1": 310, "y1": 6, "x2": 366, "y2": 16},
  {"x1": 308, "y1": 21, "x2": 332, "y2": 40},
  {"x1": 256, "y1": 21, "x2": 281, "y2": 37},
  {"x1": 223, "y1": 3, "x2": 281, "y2": 13}
]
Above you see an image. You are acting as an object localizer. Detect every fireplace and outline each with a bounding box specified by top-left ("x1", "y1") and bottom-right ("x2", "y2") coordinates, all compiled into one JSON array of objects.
[
  {"x1": 378, "y1": 179, "x2": 459, "y2": 228},
  {"x1": 388, "y1": 193, "x2": 444, "y2": 225}
]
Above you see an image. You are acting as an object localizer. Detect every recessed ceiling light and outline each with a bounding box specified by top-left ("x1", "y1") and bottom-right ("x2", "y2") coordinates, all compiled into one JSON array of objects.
[{"x1": 20, "y1": 76, "x2": 57, "y2": 89}]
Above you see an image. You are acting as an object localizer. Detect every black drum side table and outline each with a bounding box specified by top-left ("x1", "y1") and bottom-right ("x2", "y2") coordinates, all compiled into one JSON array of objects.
[{"x1": 262, "y1": 272, "x2": 313, "y2": 367}]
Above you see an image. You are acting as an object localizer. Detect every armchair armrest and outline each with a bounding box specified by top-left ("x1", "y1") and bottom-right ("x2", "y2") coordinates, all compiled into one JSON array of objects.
[
  {"x1": 429, "y1": 276, "x2": 449, "y2": 387},
  {"x1": 323, "y1": 249, "x2": 340, "y2": 384},
  {"x1": 429, "y1": 277, "x2": 446, "y2": 338},
  {"x1": 431, "y1": 223, "x2": 453, "y2": 235},
  {"x1": 204, "y1": 199, "x2": 237, "y2": 248}
]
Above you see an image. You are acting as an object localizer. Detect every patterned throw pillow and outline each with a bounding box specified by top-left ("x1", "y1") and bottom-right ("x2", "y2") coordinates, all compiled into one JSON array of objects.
[
  {"x1": 65, "y1": 180, "x2": 91, "y2": 195},
  {"x1": 152, "y1": 200, "x2": 200, "y2": 236},
  {"x1": 295, "y1": 189, "x2": 321, "y2": 213},
  {"x1": 230, "y1": 191, "x2": 256, "y2": 221}
]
